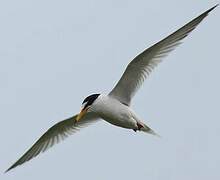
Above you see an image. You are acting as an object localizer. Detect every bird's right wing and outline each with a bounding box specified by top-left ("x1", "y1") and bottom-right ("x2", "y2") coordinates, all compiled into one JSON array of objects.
[
  {"x1": 6, "y1": 112, "x2": 99, "y2": 172},
  {"x1": 109, "y1": 5, "x2": 218, "y2": 106}
]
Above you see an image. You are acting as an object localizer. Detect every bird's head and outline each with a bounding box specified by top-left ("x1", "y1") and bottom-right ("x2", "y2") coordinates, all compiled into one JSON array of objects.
[{"x1": 76, "y1": 93, "x2": 100, "y2": 121}]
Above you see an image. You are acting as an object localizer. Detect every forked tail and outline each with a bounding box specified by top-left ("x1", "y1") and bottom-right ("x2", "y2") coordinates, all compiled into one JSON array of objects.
[{"x1": 138, "y1": 121, "x2": 161, "y2": 137}]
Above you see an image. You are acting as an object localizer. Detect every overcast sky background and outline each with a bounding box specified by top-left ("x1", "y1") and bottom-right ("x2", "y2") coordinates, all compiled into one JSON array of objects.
[{"x1": 0, "y1": 0, "x2": 219, "y2": 179}]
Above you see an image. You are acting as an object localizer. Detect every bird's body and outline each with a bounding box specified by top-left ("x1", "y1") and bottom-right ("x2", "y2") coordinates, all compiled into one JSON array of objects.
[
  {"x1": 90, "y1": 94, "x2": 139, "y2": 130},
  {"x1": 6, "y1": 5, "x2": 218, "y2": 172}
]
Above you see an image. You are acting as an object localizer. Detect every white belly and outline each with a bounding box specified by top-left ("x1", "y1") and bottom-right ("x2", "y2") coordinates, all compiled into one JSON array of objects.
[{"x1": 90, "y1": 94, "x2": 138, "y2": 129}]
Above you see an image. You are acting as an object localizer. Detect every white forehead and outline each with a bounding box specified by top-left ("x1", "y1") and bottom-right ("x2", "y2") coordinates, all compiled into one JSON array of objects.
[{"x1": 82, "y1": 102, "x2": 87, "y2": 108}]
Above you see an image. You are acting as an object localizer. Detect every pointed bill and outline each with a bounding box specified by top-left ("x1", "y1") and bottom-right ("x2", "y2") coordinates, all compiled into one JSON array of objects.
[{"x1": 76, "y1": 108, "x2": 88, "y2": 121}]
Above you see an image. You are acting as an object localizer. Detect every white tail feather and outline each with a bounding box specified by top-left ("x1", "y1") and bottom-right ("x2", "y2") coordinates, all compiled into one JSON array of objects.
[{"x1": 139, "y1": 122, "x2": 161, "y2": 137}]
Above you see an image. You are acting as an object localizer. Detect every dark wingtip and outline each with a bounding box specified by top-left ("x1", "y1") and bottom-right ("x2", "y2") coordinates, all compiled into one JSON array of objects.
[
  {"x1": 207, "y1": 4, "x2": 219, "y2": 13},
  {"x1": 200, "y1": 4, "x2": 218, "y2": 19},
  {"x1": 5, "y1": 168, "x2": 11, "y2": 173},
  {"x1": 5, "y1": 162, "x2": 18, "y2": 173},
  {"x1": 5, "y1": 166, "x2": 14, "y2": 173}
]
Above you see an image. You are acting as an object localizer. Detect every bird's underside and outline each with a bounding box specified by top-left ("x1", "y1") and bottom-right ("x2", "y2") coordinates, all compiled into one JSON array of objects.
[{"x1": 6, "y1": 5, "x2": 218, "y2": 172}]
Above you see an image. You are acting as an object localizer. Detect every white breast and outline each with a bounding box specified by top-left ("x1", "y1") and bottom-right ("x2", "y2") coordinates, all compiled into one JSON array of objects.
[{"x1": 90, "y1": 94, "x2": 138, "y2": 129}]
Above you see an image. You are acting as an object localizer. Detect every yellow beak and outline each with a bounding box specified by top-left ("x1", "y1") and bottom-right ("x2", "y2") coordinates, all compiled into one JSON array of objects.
[{"x1": 76, "y1": 108, "x2": 88, "y2": 121}]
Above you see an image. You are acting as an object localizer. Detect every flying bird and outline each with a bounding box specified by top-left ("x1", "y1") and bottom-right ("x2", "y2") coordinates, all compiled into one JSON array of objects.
[{"x1": 6, "y1": 5, "x2": 218, "y2": 172}]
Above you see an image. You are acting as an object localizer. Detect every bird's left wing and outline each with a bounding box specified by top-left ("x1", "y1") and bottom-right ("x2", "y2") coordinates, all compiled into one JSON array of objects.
[
  {"x1": 109, "y1": 5, "x2": 217, "y2": 106},
  {"x1": 6, "y1": 112, "x2": 99, "y2": 172}
]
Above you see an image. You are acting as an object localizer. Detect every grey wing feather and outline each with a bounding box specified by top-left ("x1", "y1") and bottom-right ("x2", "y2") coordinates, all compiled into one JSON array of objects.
[
  {"x1": 6, "y1": 112, "x2": 99, "y2": 172},
  {"x1": 109, "y1": 5, "x2": 218, "y2": 105}
]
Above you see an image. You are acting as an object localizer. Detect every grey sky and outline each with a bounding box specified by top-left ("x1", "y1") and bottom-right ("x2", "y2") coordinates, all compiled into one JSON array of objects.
[{"x1": 1, "y1": 0, "x2": 219, "y2": 179}]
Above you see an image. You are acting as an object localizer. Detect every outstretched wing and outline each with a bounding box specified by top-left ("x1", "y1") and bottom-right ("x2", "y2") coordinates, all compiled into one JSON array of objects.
[
  {"x1": 6, "y1": 112, "x2": 99, "y2": 172},
  {"x1": 109, "y1": 5, "x2": 217, "y2": 106}
]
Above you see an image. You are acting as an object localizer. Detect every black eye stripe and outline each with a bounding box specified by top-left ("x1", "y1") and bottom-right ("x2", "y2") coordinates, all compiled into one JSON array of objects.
[{"x1": 82, "y1": 94, "x2": 100, "y2": 108}]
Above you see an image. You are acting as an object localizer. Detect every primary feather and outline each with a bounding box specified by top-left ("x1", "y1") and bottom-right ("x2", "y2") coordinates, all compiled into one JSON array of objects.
[
  {"x1": 109, "y1": 5, "x2": 218, "y2": 106},
  {"x1": 6, "y1": 112, "x2": 99, "y2": 172}
]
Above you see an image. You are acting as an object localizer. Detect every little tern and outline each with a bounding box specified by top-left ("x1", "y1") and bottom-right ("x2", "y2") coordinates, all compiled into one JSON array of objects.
[{"x1": 6, "y1": 5, "x2": 218, "y2": 172}]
